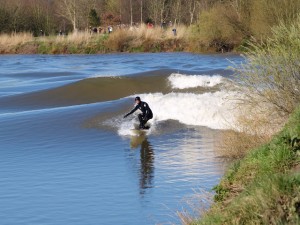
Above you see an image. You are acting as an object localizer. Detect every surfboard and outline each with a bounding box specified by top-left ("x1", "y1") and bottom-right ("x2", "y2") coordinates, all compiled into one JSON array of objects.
[
  {"x1": 131, "y1": 129, "x2": 147, "y2": 135},
  {"x1": 130, "y1": 125, "x2": 150, "y2": 136}
]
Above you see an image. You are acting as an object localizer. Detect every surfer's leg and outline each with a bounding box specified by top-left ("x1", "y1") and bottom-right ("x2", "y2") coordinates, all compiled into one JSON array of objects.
[{"x1": 138, "y1": 114, "x2": 145, "y2": 129}]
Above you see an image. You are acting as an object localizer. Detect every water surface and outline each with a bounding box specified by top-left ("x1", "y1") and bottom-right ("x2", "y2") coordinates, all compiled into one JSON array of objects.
[{"x1": 0, "y1": 53, "x2": 242, "y2": 224}]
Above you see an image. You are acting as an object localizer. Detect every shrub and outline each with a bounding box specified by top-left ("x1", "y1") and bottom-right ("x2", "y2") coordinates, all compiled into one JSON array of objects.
[{"x1": 234, "y1": 16, "x2": 300, "y2": 119}]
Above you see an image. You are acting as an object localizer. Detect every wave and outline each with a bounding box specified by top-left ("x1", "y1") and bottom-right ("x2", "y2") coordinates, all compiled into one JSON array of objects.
[
  {"x1": 0, "y1": 72, "x2": 226, "y2": 111},
  {"x1": 116, "y1": 90, "x2": 239, "y2": 136},
  {"x1": 168, "y1": 73, "x2": 226, "y2": 89}
]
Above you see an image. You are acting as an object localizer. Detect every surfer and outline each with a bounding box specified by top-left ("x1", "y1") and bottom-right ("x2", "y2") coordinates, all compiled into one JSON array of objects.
[{"x1": 123, "y1": 96, "x2": 153, "y2": 129}]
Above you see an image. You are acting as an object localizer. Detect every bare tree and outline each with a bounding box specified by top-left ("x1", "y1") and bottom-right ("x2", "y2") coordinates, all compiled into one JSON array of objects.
[
  {"x1": 172, "y1": 0, "x2": 182, "y2": 26},
  {"x1": 130, "y1": 0, "x2": 133, "y2": 26},
  {"x1": 55, "y1": 0, "x2": 101, "y2": 31},
  {"x1": 148, "y1": 0, "x2": 169, "y2": 25},
  {"x1": 55, "y1": 0, "x2": 78, "y2": 31},
  {"x1": 140, "y1": 0, "x2": 143, "y2": 24},
  {"x1": 186, "y1": 0, "x2": 201, "y2": 25}
]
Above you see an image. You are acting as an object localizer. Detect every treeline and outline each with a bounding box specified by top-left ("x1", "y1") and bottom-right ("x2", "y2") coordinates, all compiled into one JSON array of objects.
[
  {"x1": 1, "y1": 0, "x2": 300, "y2": 52},
  {"x1": 0, "y1": 0, "x2": 207, "y2": 36},
  {"x1": 191, "y1": 0, "x2": 300, "y2": 51}
]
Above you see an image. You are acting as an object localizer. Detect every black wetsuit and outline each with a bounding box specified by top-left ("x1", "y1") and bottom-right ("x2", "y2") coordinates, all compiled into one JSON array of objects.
[{"x1": 124, "y1": 101, "x2": 153, "y2": 128}]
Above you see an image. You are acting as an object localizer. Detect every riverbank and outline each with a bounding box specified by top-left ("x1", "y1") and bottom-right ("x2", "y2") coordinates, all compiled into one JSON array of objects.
[
  {"x1": 0, "y1": 25, "x2": 238, "y2": 54},
  {"x1": 191, "y1": 107, "x2": 300, "y2": 224},
  {"x1": 0, "y1": 26, "x2": 187, "y2": 54}
]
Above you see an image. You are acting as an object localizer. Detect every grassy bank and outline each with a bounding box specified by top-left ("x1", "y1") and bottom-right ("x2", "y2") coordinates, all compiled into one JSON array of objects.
[
  {"x1": 179, "y1": 16, "x2": 300, "y2": 225},
  {"x1": 191, "y1": 107, "x2": 300, "y2": 224},
  {"x1": 0, "y1": 26, "x2": 189, "y2": 54}
]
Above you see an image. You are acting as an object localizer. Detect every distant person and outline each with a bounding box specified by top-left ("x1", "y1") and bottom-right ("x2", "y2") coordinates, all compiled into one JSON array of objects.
[
  {"x1": 147, "y1": 23, "x2": 154, "y2": 29},
  {"x1": 108, "y1": 26, "x2": 113, "y2": 33},
  {"x1": 172, "y1": 28, "x2": 177, "y2": 36},
  {"x1": 124, "y1": 96, "x2": 153, "y2": 129}
]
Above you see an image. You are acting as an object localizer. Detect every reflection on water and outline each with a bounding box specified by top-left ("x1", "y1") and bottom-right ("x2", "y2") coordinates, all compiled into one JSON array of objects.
[
  {"x1": 139, "y1": 139, "x2": 155, "y2": 195},
  {"x1": 130, "y1": 136, "x2": 155, "y2": 195}
]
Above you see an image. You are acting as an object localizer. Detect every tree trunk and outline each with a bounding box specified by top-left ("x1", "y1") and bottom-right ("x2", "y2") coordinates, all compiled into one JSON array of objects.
[
  {"x1": 140, "y1": 0, "x2": 143, "y2": 24},
  {"x1": 130, "y1": 0, "x2": 133, "y2": 26}
]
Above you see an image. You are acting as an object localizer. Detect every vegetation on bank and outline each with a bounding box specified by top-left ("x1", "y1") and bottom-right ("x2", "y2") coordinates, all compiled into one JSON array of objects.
[
  {"x1": 193, "y1": 107, "x2": 300, "y2": 224},
  {"x1": 180, "y1": 15, "x2": 300, "y2": 225},
  {"x1": 0, "y1": 26, "x2": 187, "y2": 54},
  {"x1": 1, "y1": 0, "x2": 300, "y2": 54},
  {"x1": 216, "y1": 16, "x2": 300, "y2": 159}
]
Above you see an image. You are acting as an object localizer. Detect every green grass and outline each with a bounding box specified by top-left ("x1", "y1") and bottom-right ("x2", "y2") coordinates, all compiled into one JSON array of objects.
[{"x1": 194, "y1": 107, "x2": 300, "y2": 225}]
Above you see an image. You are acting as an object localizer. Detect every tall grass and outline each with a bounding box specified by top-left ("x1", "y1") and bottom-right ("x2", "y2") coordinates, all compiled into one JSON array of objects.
[
  {"x1": 217, "y1": 102, "x2": 286, "y2": 159},
  {"x1": 0, "y1": 32, "x2": 34, "y2": 53},
  {"x1": 187, "y1": 105, "x2": 300, "y2": 225},
  {"x1": 184, "y1": 16, "x2": 300, "y2": 225},
  {"x1": 0, "y1": 25, "x2": 188, "y2": 54},
  {"x1": 105, "y1": 24, "x2": 188, "y2": 52},
  {"x1": 0, "y1": 32, "x2": 33, "y2": 46}
]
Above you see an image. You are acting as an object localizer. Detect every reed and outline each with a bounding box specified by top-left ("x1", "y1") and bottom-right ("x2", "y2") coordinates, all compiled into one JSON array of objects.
[
  {"x1": 105, "y1": 24, "x2": 188, "y2": 52},
  {"x1": 0, "y1": 32, "x2": 34, "y2": 53},
  {"x1": 217, "y1": 102, "x2": 286, "y2": 159},
  {"x1": 0, "y1": 32, "x2": 33, "y2": 46},
  {"x1": 0, "y1": 25, "x2": 188, "y2": 54}
]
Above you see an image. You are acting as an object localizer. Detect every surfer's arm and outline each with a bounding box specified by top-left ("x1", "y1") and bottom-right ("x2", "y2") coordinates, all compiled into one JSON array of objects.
[{"x1": 124, "y1": 105, "x2": 139, "y2": 118}]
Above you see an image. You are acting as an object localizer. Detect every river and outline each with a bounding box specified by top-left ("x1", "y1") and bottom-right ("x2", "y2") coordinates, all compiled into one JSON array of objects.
[{"x1": 0, "y1": 53, "x2": 242, "y2": 225}]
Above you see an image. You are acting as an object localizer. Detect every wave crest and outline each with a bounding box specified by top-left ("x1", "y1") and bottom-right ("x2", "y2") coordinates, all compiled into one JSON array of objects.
[{"x1": 168, "y1": 73, "x2": 226, "y2": 89}]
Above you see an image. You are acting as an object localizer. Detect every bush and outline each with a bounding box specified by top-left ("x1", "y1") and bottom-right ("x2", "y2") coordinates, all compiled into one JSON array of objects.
[
  {"x1": 190, "y1": 4, "x2": 242, "y2": 52},
  {"x1": 235, "y1": 16, "x2": 300, "y2": 119},
  {"x1": 216, "y1": 14, "x2": 300, "y2": 160}
]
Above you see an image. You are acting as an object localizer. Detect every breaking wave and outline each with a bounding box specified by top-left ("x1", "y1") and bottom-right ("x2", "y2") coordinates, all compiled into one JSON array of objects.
[
  {"x1": 168, "y1": 73, "x2": 226, "y2": 89},
  {"x1": 117, "y1": 90, "x2": 239, "y2": 136}
]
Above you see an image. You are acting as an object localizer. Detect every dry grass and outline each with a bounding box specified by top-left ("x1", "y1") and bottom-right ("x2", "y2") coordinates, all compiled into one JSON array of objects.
[
  {"x1": 0, "y1": 26, "x2": 188, "y2": 54},
  {"x1": 64, "y1": 32, "x2": 93, "y2": 43},
  {"x1": 131, "y1": 24, "x2": 188, "y2": 40},
  {"x1": 177, "y1": 189, "x2": 214, "y2": 225},
  {"x1": 215, "y1": 17, "x2": 300, "y2": 159},
  {"x1": 106, "y1": 24, "x2": 188, "y2": 52},
  {"x1": 216, "y1": 101, "x2": 287, "y2": 159},
  {"x1": 0, "y1": 32, "x2": 33, "y2": 47},
  {"x1": 37, "y1": 31, "x2": 95, "y2": 45}
]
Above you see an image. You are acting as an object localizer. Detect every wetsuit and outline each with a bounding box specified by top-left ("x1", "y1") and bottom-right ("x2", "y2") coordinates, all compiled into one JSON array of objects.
[{"x1": 124, "y1": 101, "x2": 153, "y2": 129}]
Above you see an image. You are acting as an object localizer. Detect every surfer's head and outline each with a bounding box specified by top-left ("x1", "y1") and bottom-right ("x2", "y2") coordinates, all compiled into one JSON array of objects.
[{"x1": 135, "y1": 96, "x2": 141, "y2": 103}]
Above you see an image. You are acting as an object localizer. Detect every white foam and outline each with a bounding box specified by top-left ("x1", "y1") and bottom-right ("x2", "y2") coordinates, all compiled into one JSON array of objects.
[
  {"x1": 168, "y1": 73, "x2": 225, "y2": 89},
  {"x1": 90, "y1": 74, "x2": 122, "y2": 79},
  {"x1": 117, "y1": 91, "x2": 239, "y2": 136},
  {"x1": 103, "y1": 114, "x2": 153, "y2": 137}
]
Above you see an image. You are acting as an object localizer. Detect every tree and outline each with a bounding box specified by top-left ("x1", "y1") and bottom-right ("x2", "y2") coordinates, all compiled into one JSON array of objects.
[
  {"x1": 186, "y1": 0, "x2": 201, "y2": 25},
  {"x1": 89, "y1": 9, "x2": 100, "y2": 27},
  {"x1": 148, "y1": 0, "x2": 169, "y2": 25},
  {"x1": 130, "y1": 0, "x2": 133, "y2": 26},
  {"x1": 171, "y1": 0, "x2": 182, "y2": 26},
  {"x1": 55, "y1": 0, "x2": 79, "y2": 31}
]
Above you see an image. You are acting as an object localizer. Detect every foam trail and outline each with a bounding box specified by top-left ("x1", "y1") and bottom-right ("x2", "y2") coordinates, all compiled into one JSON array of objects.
[{"x1": 168, "y1": 73, "x2": 225, "y2": 89}]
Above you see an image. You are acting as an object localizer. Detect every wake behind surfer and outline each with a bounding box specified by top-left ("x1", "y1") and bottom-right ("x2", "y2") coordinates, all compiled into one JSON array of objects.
[{"x1": 123, "y1": 96, "x2": 153, "y2": 129}]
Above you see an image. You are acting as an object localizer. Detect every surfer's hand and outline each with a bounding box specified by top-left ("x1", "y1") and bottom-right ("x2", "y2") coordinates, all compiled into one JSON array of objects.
[{"x1": 123, "y1": 114, "x2": 128, "y2": 119}]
